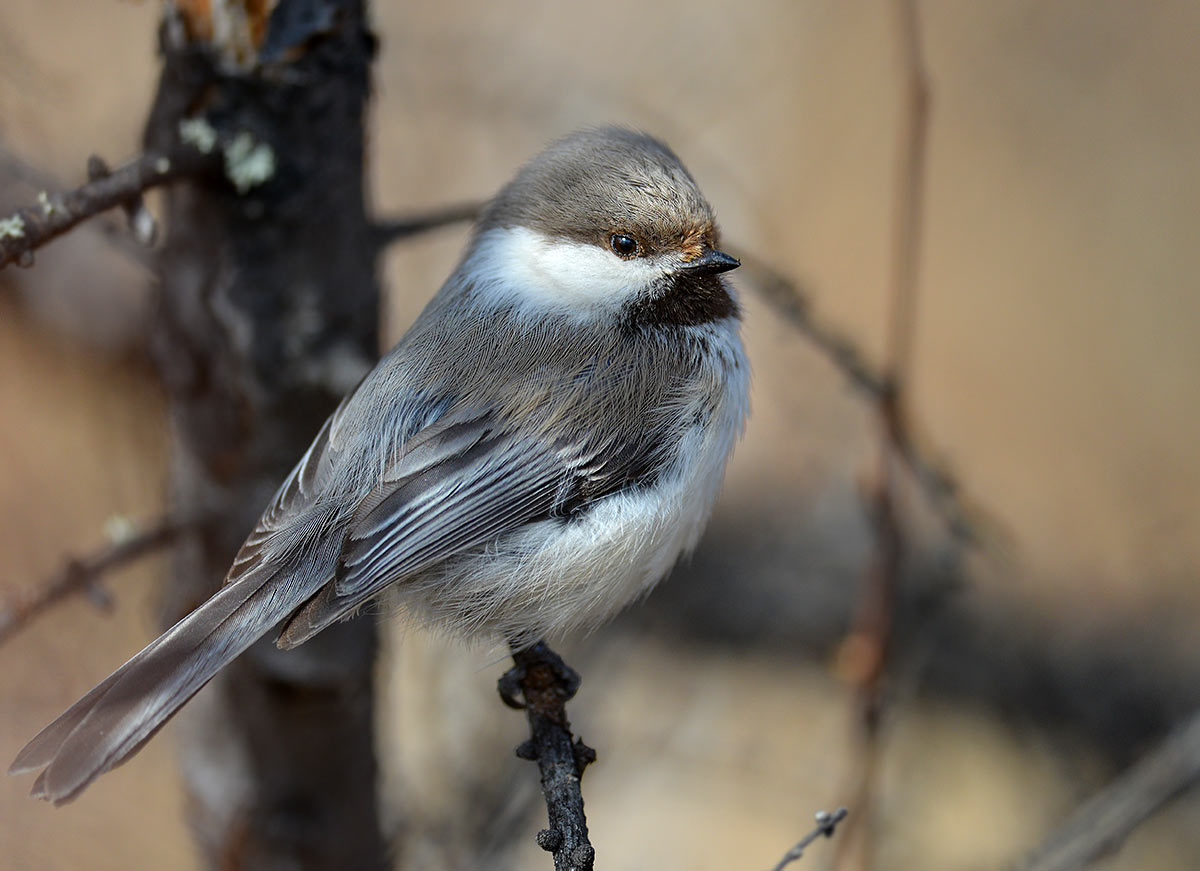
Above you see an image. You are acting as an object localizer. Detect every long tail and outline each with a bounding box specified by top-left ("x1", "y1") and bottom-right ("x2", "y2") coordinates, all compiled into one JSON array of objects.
[{"x1": 8, "y1": 564, "x2": 328, "y2": 805}]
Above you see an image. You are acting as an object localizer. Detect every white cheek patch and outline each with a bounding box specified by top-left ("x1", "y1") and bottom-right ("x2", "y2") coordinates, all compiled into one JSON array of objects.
[{"x1": 464, "y1": 226, "x2": 668, "y2": 315}]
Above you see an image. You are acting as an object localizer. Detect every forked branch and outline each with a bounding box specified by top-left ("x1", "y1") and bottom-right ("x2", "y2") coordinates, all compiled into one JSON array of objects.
[{"x1": 0, "y1": 145, "x2": 218, "y2": 270}]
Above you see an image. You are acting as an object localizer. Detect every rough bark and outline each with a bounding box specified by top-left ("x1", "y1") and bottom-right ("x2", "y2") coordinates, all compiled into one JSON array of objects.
[{"x1": 143, "y1": 2, "x2": 386, "y2": 867}]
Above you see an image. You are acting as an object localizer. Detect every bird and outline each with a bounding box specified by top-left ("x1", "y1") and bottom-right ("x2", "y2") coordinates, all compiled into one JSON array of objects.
[{"x1": 10, "y1": 126, "x2": 749, "y2": 804}]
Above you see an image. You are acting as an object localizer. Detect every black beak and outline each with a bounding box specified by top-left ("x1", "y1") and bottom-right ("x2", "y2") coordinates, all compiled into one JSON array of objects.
[{"x1": 680, "y1": 249, "x2": 741, "y2": 276}]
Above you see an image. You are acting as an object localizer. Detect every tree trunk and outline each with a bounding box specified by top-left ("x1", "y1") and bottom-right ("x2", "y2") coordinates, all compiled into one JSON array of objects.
[{"x1": 143, "y1": 2, "x2": 386, "y2": 867}]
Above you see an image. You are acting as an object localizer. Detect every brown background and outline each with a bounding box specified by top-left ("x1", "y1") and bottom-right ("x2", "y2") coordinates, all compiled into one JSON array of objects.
[{"x1": 1, "y1": 1, "x2": 1198, "y2": 868}]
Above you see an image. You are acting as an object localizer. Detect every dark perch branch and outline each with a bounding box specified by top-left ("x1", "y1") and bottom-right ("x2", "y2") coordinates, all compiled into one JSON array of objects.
[
  {"x1": 0, "y1": 516, "x2": 184, "y2": 645},
  {"x1": 499, "y1": 641, "x2": 596, "y2": 871},
  {"x1": 0, "y1": 144, "x2": 217, "y2": 269},
  {"x1": 770, "y1": 807, "x2": 849, "y2": 871},
  {"x1": 1017, "y1": 708, "x2": 1200, "y2": 871},
  {"x1": 834, "y1": 1, "x2": 931, "y2": 869}
]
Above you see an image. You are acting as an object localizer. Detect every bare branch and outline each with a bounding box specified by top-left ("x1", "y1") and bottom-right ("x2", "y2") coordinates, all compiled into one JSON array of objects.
[
  {"x1": 0, "y1": 144, "x2": 217, "y2": 270},
  {"x1": 370, "y1": 201, "x2": 481, "y2": 251},
  {"x1": 498, "y1": 641, "x2": 596, "y2": 871},
  {"x1": 738, "y1": 253, "x2": 884, "y2": 396},
  {"x1": 1018, "y1": 708, "x2": 1200, "y2": 871},
  {"x1": 0, "y1": 515, "x2": 184, "y2": 644},
  {"x1": 86, "y1": 155, "x2": 158, "y2": 247},
  {"x1": 735, "y1": 0, "x2": 987, "y2": 559},
  {"x1": 771, "y1": 807, "x2": 850, "y2": 871},
  {"x1": 0, "y1": 140, "x2": 159, "y2": 272}
]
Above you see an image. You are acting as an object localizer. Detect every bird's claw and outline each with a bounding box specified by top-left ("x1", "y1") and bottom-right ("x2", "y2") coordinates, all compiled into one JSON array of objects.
[{"x1": 497, "y1": 640, "x2": 582, "y2": 709}]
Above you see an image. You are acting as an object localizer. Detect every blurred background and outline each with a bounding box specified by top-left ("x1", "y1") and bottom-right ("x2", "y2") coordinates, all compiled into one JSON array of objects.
[{"x1": 2, "y1": 1, "x2": 1198, "y2": 868}]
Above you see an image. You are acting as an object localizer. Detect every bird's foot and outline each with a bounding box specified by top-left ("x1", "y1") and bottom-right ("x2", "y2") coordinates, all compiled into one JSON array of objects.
[{"x1": 497, "y1": 640, "x2": 581, "y2": 710}]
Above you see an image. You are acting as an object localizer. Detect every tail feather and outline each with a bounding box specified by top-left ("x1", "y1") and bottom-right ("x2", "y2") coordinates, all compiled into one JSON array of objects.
[
  {"x1": 10, "y1": 565, "x2": 328, "y2": 805},
  {"x1": 8, "y1": 572, "x2": 270, "y2": 777},
  {"x1": 9, "y1": 658, "x2": 134, "y2": 777}
]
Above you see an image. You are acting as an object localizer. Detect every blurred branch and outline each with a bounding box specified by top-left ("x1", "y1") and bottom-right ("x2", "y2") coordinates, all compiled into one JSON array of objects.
[
  {"x1": 0, "y1": 140, "x2": 158, "y2": 272},
  {"x1": 770, "y1": 807, "x2": 849, "y2": 871},
  {"x1": 834, "y1": 2, "x2": 931, "y2": 870},
  {"x1": 370, "y1": 201, "x2": 481, "y2": 251},
  {"x1": 1018, "y1": 708, "x2": 1200, "y2": 871},
  {"x1": 0, "y1": 515, "x2": 184, "y2": 645},
  {"x1": 738, "y1": 253, "x2": 882, "y2": 395},
  {"x1": 0, "y1": 143, "x2": 217, "y2": 270},
  {"x1": 498, "y1": 641, "x2": 596, "y2": 871},
  {"x1": 739, "y1": 254, "x2": 983, "y2": 549}
]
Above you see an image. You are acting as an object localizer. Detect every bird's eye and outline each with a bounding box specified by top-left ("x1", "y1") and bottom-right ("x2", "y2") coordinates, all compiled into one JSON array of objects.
[{"x1": 609, "y1": 234, "x2": 639, "y2": 259}]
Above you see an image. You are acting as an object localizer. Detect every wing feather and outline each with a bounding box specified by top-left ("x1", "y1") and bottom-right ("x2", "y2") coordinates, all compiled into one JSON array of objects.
[
  {"x1": 277, "y1": 420, "x2": 574, "y2": 647},
  {"x1": 277, "y1": 390, "x2": 681, "y2": 649}
]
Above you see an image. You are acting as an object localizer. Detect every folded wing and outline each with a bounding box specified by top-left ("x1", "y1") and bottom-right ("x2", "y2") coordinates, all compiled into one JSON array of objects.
[{"x1": 278, "y1": 410, "x2": 578, "y2": 647}]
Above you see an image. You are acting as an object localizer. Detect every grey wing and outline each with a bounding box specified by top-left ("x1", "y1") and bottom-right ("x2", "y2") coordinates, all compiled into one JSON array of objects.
[{"x1": 277, "y1": 410, "x2": 582, "y2": 647}]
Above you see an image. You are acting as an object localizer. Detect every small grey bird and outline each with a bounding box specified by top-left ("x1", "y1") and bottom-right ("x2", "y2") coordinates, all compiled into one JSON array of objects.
[{"x1": 10, "y1": 127, "x2": 749, "y2": 804}]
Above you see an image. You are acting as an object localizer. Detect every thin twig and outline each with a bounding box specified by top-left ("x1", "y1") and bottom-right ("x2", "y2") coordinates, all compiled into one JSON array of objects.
[
  {"x1": 834, "y1": 2, "x2": 931, "y2": 870},
  {"x1": 498, "y1": 641, "x2": 596, "y2": 871},
  {"x1": 0, "y1": 140, "x2": 159, "y2": 270},
  {"x1": 0, "y1": 516, "x2": 184, "y2": 644},
  {"x1": 0, "y1": 144, "x2": 217, "y2": 270},
  {"x1": 738, "y1": 253, "x2": 883, "y2": 396},
  {"x1": 370, "y1": 201, "x2": 482, "y2": 251},
  {"x1": 1017, "y1": 708, "x2": 1200, "y2": 871},
  {"x1": 770, "y1": 807, "x2": 849, "y2": 870}
]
